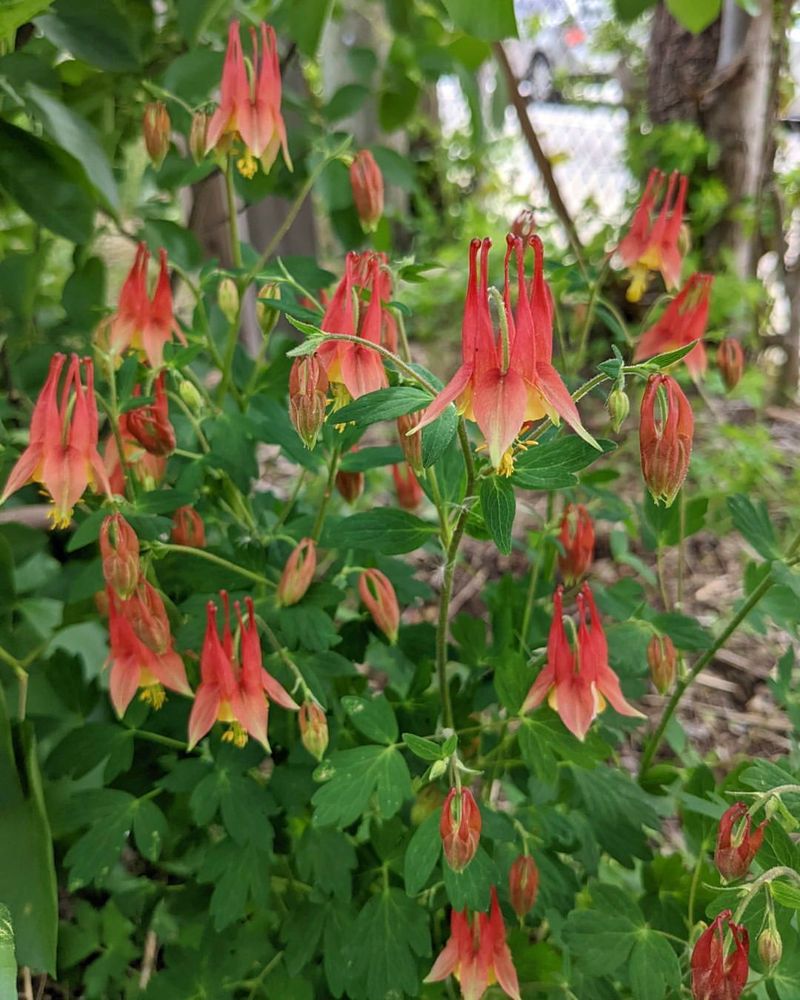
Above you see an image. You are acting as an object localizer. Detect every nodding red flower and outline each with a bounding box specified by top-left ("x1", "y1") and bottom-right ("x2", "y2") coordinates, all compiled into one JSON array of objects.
[
  {"x1": 299, "y1": 700, "x2": 329, "y2": 761},
  {"x1": 288, "y1": 355, "x2": 329, "y2": 450},
  {"x1": 142, "y1": 101, "x2": 170, "y2": 168},
  {"x1": 647, "y1": 633, "x2": 677, "y2": 694},
  {"x1": 335, "y1": 452, "x2": 365, "y2": 503},
  {"x1": 0, "y1": 354, "x2": 111, "y2": 529},
  {"x1": 717, "y1": 338, "x2": 745, "y2": 391},
  {"x1": 557, "y1": 503, "x2": 595, "y2": 584},
  {"x1": 639, "y1": 373, "x2": 694, "y2": 507},
  {"x1": 358, "y1": 568, "x2": 400, "y2": 644},
  {"x1": 100, "y1": 513, "x2": 140, "y2": 600},
  {"x1": 105, "y1": 244, "x2": 186, "y2": 368},
  {"x1": 122, "y1": 579, "x2": 172, "y2": 655},
  {"x1": 106, "y1": 589, "x2": 190, "y2": 716},
  {"x1": 392, "y1": 463, "x2": 424, "y2": 511},
  {"x1": 187, "y1": 594, "x2": 298, "y2": 751},
  {"x1": 126, "y1": 373, "x2": 176, "y2": 457},
  {"x1": 634, "y1": 273, "x2": 713, "y2": 379},
  {"x1": 171, "y1": 506, "x2": 206, "y2": 548},
  {"x1": 508, "y1": 855, "x2": 539, "y2": 919},
  {"x1": 350, "y1": 149, "x2": 384, "y2": 232},
  {"x1": 205, "y1": 20, "x2": 292, "y2": 178},
  {"x1": 441, "y1": 787, "x2": 482, "y2": 873},
  {"x1": 523, "y1": 584, "x2": 643, "y2": 741},
  {"x1": 277, "y1": 538, "x2": 317, "y2": 606},
  {"x1": 104, "y1": 410, "x2": 167, "y2": 495},
  {"x1": 618, "y1": 168, "x2": 688, "y2": 301},
  {"x1": 425, "y1": 887, "x2": 521, "y2": 1000},
  {"x1": 412, "y1": 235, "x2": 596, "y2": 475},
  {"x1": 691, "y1": 910, "x2": 750, "y2": 1000},
  {"x1": 714, "y1": 803, "x2": 767, "y2": 881}
]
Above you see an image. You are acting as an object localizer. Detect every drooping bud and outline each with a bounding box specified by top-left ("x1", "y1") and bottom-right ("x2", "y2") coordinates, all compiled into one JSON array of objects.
[
  {"x1": 99, "y1": 513, "x2": 140, "y2": 599},
  {"x1": 639, "y1": 373, "x2": 694, "y2": 507},
  {"x1": 647, "y1": 633, "x2": 677, "y2": 694},
  {"x1": 277, "y1": 538, "x2": 317, "y2": 606},
  {"x1": 123, "y1": 580, "x2": 172, "y2": 655},
  {"x1": 358, "y1": 568, "x2": 400, "y2": 644},
  {"x1": 299, "y1": 700, "x2": 328, "y2": 761},
  {"x1": 691, "y1": 910, "x2": 750, "y2": 1000},
  {"x1": 335, "y1": 465, "x2": 364, "y2": 504},
  {"x1": 349, "y1": 149, "x2": 384, "y2": 232},
  {"x1": 508, "y1": 854, "x2": 539, "y2": 919},
  {"x1": 397, "y1": 411, "x2": 423, "y2": 474},
  {"x1": 715, "y1": 802, "x2": 767, "y2": 881},
  {"x1": 757, "y1": 927, "x2": 782, "y2": 972},
  {"x1": 557, "y1": 503, "x2": 594, "y2": 585},
  {"x1": 510, "y1": 207, "x2": 536, "y2": 239},
  {"x1": 440, "y1": 787, "x2": 481, "y2": 873},
  {"x1": 289, "y1": 356, "x2": 328, "y2": 450},
  {"x1": 143, "y1": 102, "x2": 171, "y2": 168},
  {"x1": 126, "y1": 373, "x2": 176, "y2": 457},
  {"x1": 171, "y1": 506, "x2": 206, "y2": 548},
  {"x1": 217, "y1": 277, "x2": 240, "y2": 324},
  {"x1": 607, "y1": 386, "x2": 630, "y2": 432},
  {"x1": 392, "y1": 464, "x2": 423, "y2": 511},
  {"x1": 717, "y1": 338, "x2": 744, "y2": 392},
  {"x1": 189, "y1": 111, "x2": 209, "y2": 165},
  {"x1": 178, "y1": 377, "x2": 203, "y2": 414},
  {"x1": 256, "y1": 283, "x2": 281, "y2": 338}
]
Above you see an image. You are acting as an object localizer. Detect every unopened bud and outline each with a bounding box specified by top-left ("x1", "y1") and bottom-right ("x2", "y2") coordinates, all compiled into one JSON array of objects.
[
  {"x1": 299, "y1": 700, "x2": 328, "y2": 761},
  {"x1": 277, "y1": 538, "x2": 317, "y2": 606},
  {"x1": 127, "y1": 373, "x2": 176, "y2": 457},
  {"x1": 511, "y1": 207, "x2": 536, "y2": 239},
  {"x1": 99, "y1": 513, "x2": 140, "y2": 599},
  {"x1": 639, "y1": 374, "x2": 694, "y2": 507},
  {"x1": 508, "y1": 855, "x2": 539, "y2": 918},
  {"x1": 440, "y1": 787, "x2": 481, "y2": 873},
  {"x1": 397, "y1": 411, "x2": 423, "y2": 474},
  {"x1": 392, "y1": 464, "x2": 423, "y2": 511},
  {"x1": 217, "y1": 277, "x2": 240, "y2": 324},
  {"x1": 189, "y1": 111, "x2": 209, "y2": 165},
  {"x1": 171, "y1": 506, "x2": 206, "y2": 548},
  {"x1": 558, "y1": 503, "x2": 594, "y2": 585},
  {"x1": 178, "y1": 378, "x2": 203, "y2": 414},
  {"x1": 256, "y1": 283, "x2": 281, "y2": 338},
  {"x1": 124, "y1": 581, "x2": 172, "y2": 655},
  {"x1": 349, "y1": 149, "x2": 384, "y2": 233},
  {"x1": 647, "y1": 634, "x2": 677, "y2": 694},
  {"x1": 143, "y1": 101, "x2": 170, "y2": 168},
  {"x1": 335, "y1": 466, "x2": 364, "y2": 504},
  {"x1": 358, "y1": 568, "x2": 400, "y2": 644},
  {"x1": 429, "y1": 759, "x2": 448, "y2": 781},
  {"x1": 758, "y1": 927, "x2": 782, "y2": 971},
  {"x1": 289, "y1": 355, "x2": 328, "y2": 450},
  {"x1": 607, "y1": 386, "x2": 630, "y2": 432},
  {"x1": 717, "y1": 338, "x2": 744, "y2": 392}
]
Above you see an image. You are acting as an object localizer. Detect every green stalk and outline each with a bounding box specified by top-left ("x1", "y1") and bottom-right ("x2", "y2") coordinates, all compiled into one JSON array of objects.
[
  {"x1": 150, "y1": 542, "x2": 273, "y2": 588},
  {"x1": 311, "y1": 442, "x2": 342, "y2": 543}
]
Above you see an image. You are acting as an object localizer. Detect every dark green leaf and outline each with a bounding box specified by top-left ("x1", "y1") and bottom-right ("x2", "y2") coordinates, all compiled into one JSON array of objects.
[
  {"x1": 348, "y1": 890, "x2": 430, "y2": 999},
  {"x1": 176, "y1": 0, "x2": 228, "y2": 44},
  {"x1": 133, "y1": 800, "x2": 167, "y2": 863},
  {"x1": 613, "y1": 0, "x2": 656, "y2": 21},
  {"x1": 727, "y1": 494, "x2": 778, "y2": 560},
  {"x1": 312, "y1": 745, "x2": 412, "y2": 827},
  {"x1": 645, "y1": 339, "x2": 703, "y2": 369},
  {"x1": 341, "y1": 694, "x2": 398, "y2": 745},
  {"x1": 402, "y1": 733, "x2": 444, "y2": 762},
  {"x1": 563, "y1": 910, "x2": 638, "y2": 975},
  {"x1": 649, "y1": 612, "x2": 711, "y2": 651},
  {"x1": 666, "y1": 0, "x2": 721, "y2": 33},
  {"x1": 339, "y1": 445, "x2": 404, "y2": 472},
  {"x1": 64, "y1": 790, "x2": 136, "y2": 889},
  {"x1": 280, "y1": 0, "x2": 333, "y2": 55},
  {"x1": 322, "y1": 84, "x2": 370, "y2": 122},
  {"x1": 333, "y1": 387, "x2": 432, "y2": 427},
  {"x1": 443, "y1": 0, "x2": 518, "y2": 40},
  {"x1": 421, "y1": 406, "x2": 458, "y2": 468},
  {"x1": 480, "y1": 476, "x2": 515, "y2": 555},
  {"x1": 629, "y1": 931, "x2": 681, "y2": 1000},
  {"x1": 321, "y1": 509, "x2": 436, "y2": 554},
  {"x1": 404, "y1": 811, "x2": 441, "y2": 896},
  {"x1": 443, "y1": 846, "x2": 498, "y2": 911},
  {"x1": 513, "y1": 437, "x2": 615, "y2": 489},
  {"x1": 47, "y1": 724, "x2": 133, "y2": 782},
  {"x1": 36, "y1": 0, "x2": 140, "y2": 71}
]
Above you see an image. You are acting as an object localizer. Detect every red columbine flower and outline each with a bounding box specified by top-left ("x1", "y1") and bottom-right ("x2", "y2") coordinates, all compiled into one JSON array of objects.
[
  {"x1": 105, "y1": 244, "x2": 186, "y2": 368},
  {"x1": 618, "y1": 168, "x2": 688, "y2": 301},
  {"x1": 714, "y1": 803, "x2": 767, "y2": 881},
  {"x1": 510, "y1": 207, "x2": 536, "y2": 239},
  {"x1": 359, "y1": 568, "x2": 400, "y2": 644},
  {"x1": 717, "y1": 338, "x2": 744, "y2": 391},
  {"x1": 634, "y1": 273, "x2": 713, "y2": 379},
  {"x1": 508, "y1": 855, "x2": 539, "y2": 919},
  {"x1": 350, "y1": 149, "x2": 384, "y2": 232},
  {"x1": 335, "y1": 453, "x2": 365, "y2": 503},
  {"x1": 142, "y1": 101, "x2": 170, "y2": 168},
  {"x1": 639, "y1": 373, "x2": 694, "y2": 507},
  {"x1": 205, "y1": 20, "x2": 292, "y2": 178},
  {"x1": 425, "y1": 887, "x2": 521, "y2": 1000},
  {"x1": 523, "y1": 584, "x2": 643, "y2": 741},
  {"x1": 557, "y1": 503, "x2": 594, "y2": 585},
  {"x1": 188, "y1": 594, "x2": 298, "y2": 751},
  {"x1": 276, "y1": 538, "x2": 317, "y2": 606},
  {"x1": 299, "y1": 700, "x2": 329, "y2": 761},
  {"x1": 288, "y1": 355, "x2": 329, "y2": 449},
  {"x1": 106, "y1": 589, "x2": 191, "y2": 716},
  {"x1": 647, "y1": 633, "x2": 677, "y2": 694},
  {"x1": 691, "y1": 910, "x2": 749, "y2": 1000},
  {"x1": 392, "y1": 463, "x2": 423, "y2": 511},
  {"x1": 441, "y1": 787, "x2": 482, "y2": 873},
  {"x1": 413, "y1": 236, "x2": 596, "y2": 474},
  {"x1": 171, "y1": 505, "x2": 206, "y2": 548},
  {"x1": 100, "y1": 513, "x2": 140, "y2": 599},
  {"x1": 0, "y1": 354, "x2": 111, "y2": 528},
  {"x1": 104, "y1": 411, "x2": 167, "y2": 495},
  {"x1": 123, "y1": 579, "x2": 172, "y2": 655},
  {"x1": 126, "y1": 373, "x2": 176, "y2": 457}
]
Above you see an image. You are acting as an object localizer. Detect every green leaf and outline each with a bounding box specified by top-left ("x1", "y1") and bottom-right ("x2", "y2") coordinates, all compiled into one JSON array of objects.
[
  {"x1": 726, "y1": 494, "x2": 778, "y2": 560},
  {"x1": 771, "y1": 881, "x2": 800, "y2": 909},
  {"x1": 296, "y1": 827, "x2": 357, "y2": 902},
  {"x1": 645, "y1": 339, "x2": 703, "y2": 369},
  {"x1": 333, "y1": 387, "x2": 432, "y2": 428},
  {"x1": 339, "y1": 445, "x2": 404, "y2": 472},
  {"x1": 613, "y1": 0, "x2": 656, "y2": 21},
  {"x1": 0, "y1": 0, "x2": 52, "y2": 42},
  {"x1": 322, "y1": 84, "x2": 370, "y2": 122},
  {"x1": 512, "y1": 437, "x2": 615, "y2": 489},
  {"x1": 650, "y1": 612, "x2": 711, "y2": 651},
  {"x1": 176, "y1": 0, "x2": 228, "y2": 44},
  {"x1": 133, "y1": 800, "x2": 167, "y2": 863},
  {"x1": 443, "y1": 846, "x2": 498, "y2": 911},
  {"x1": 492, "y1": 650, "x2": 530, "y2": 714},
  {"x1": 64, "y1": 790, "x2": 136, "y2": 888},
  {"x1": 36, "y1": 0, "x2": 140, "y2": 71},
  {"x1": 47, "y1": 724, "x2": 133, "y2": 782},
  {"x1": 341, "y1": 694, "x2": 398, "y2": 745},
  {"x1": 479, "y1": 476, "x2": 515, "y2": 555},
  {"x1": 280, "y1": 0, "x2": 333, "y2": 55},
  {"x1": 563, "y1": 910, "x2": 638, "y2": 975},
  {"x1": 772, "y1": 563, "x2": 800, "y2": 602},
  {"x1": 666, "y1": 0, "x2": 721, "y2": 33},
  {"x1": 402, "y1": 733, "x2": 444, "y2": 762},
  {"x1": 443, "y1": 0, "x2": 518, "y2": 41},
  {"x1": 404, "y1": 811, "x2": 441, "y2": 896},
  {"x1": 197, "y1": 838, "x2": 270, "y2": 930},
  {"x1": 629, "y1": 931, "x2": 681, "y2": 1000},
  {"x1": 0, "y1": 905, "x2": 16, "y2": 999},
  {"x1": 321, "y1": 509, "x2": 436, "y2": 554},
  {"x1": 312, "y1": 746, "x2": 412, "y2": 827},
  {"x1": 422, "y1": 405, "x2": 458, "y2": 468}
]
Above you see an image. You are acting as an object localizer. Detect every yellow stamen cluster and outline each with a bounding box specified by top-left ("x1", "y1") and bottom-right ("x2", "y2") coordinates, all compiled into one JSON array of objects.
[
  {"x1": 140, "y1": 684, "x2": 166, "y2": 710},
  {"x1": 222, "y1": 721, "x2": 248, "y2": 748},
  {"x1": 236, "y1": 149, "x2": 258, "y2": 179},
  {"x1": 626, "y1": 263, "x2": 650, "y2": 303},
  {"x1": 498, "y1": 448, "x2": 515, "y2": 478}
]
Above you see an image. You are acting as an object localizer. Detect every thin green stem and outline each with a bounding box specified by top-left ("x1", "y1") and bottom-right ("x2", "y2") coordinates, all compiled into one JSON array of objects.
[
  {"x1": 301, "y1": 333, "x2": 438, "y2": 395},
  {"x1": 149, "y1": 542, "x2": 273, "y2": 588},
  {"x1": 259, "y1": 620, "x2": 312, "y2": 700},
  {"x1": 225, "y1": 156, "x2": 243, "y2": 270},
  {"x1": 574, "y1": 258, "x2": 610, "y2": 372},
  {"x1": 687, "y1": 836, "x2": 710, "y2": 928},
  {"x1": 128, "y1": 728, "x2": 192, "y2": 752},
  {"x1": 311, "y1": 443, "x2": 342, "y2": 543},
  {"x1": 732, "y1": 867, "x2": 800, "y2": 924},
  {"x1": 168, "y1": 391, "x2": 210, "y2": 453}
]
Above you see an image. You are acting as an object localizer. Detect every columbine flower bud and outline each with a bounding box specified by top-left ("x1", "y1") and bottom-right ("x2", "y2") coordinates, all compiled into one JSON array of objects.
[
  {"x1": 349, "y1": 149, "x2": 384, "y2": 232},
  {"x1": 126, "y1": 373, "x2": 176, "y2": 457},
  {"x1": 256, "y1": 283, "x2": 281, "y2": 338},
  {"x1": 299, "y1": 700, "x2": 328, "y2": 761},
  {"x1": 607, "y1": 386, "x2": 630, "y2": 432},
  {"x1": 691, "y1": 910, "x2": 749, "y2": 1000},
  {"x1": 511, "y1": 207, "x2": 536, "y2": 239},
  {"x1": 758, "y1": 927, "x2": 782, "y2": 971},
  {"x1": 717, "y1": 338, "x2": 744, "y2": 392},
  {"x1": 277, "y1": 538, "x2": 316, "y2": 606},
  {"x1": 557, "y1": 503, "x2": 594, "y2": 585},
  {"x1": 289, "y1": 356, "x2": 328, "y2": 450},
  {"x1": 178, "y1": 378, "x2": 203, "y2": 414},
  {"x1": 508, "y1": 855, "x2": 539, "y2": 919},
  {"x1": 647, "y1": 633, "x2": 677, "y2": 694},
  {"x1": 143, "y1": 102, "x2": 170, "y2": 168},
  {"x1": 392, "y1": 464, "x2": 423, "y2": 511},
  {"x1": 124, "y1": 580, "x2": 172, "y2": 655},
  {"x1": 99, "y1": 513, "x2": 140, "y2": 600},
  {"x1": 335, "y1": 466, "x2": 364, "y2": 504},
  {"x1": 358, "y1": 569, "x2": 400, "y2": 644},
  {"x1": 440, "y1": 787, "x2": 481, "y2": 873},
  {"x1": 715, "y1": 802, "x2": 767, "y2": 881},
  {"x1": 217, "y1": 277, "x2": 240, "y2": 324},
  {"x1": 397, "y1": 411, "x2": 423, "y2": 474},
  {"x1": 171, "y1": 506, "x2": 205, "y2": 548},
  {"x1": 189, "y1": 111, "x2": 209, "y2": 165},
  {"x1": 639, "y1": 373, "x2": 694, "y2": 507}
]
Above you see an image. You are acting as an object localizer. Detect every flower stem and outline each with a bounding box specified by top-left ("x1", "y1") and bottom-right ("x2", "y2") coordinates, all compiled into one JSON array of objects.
[
  {"x1": 311, "y1": 442, "x2": 342, "y2": 543},
  {"x1": 148, "y1": 542, "x2": 273, "y2": 588},
  {"x1": 225, "y1": 156, "x2": 243, "y2": 270},
  {"x1": 574, "y1": 258, "x2": 610, "y2": 372}
]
